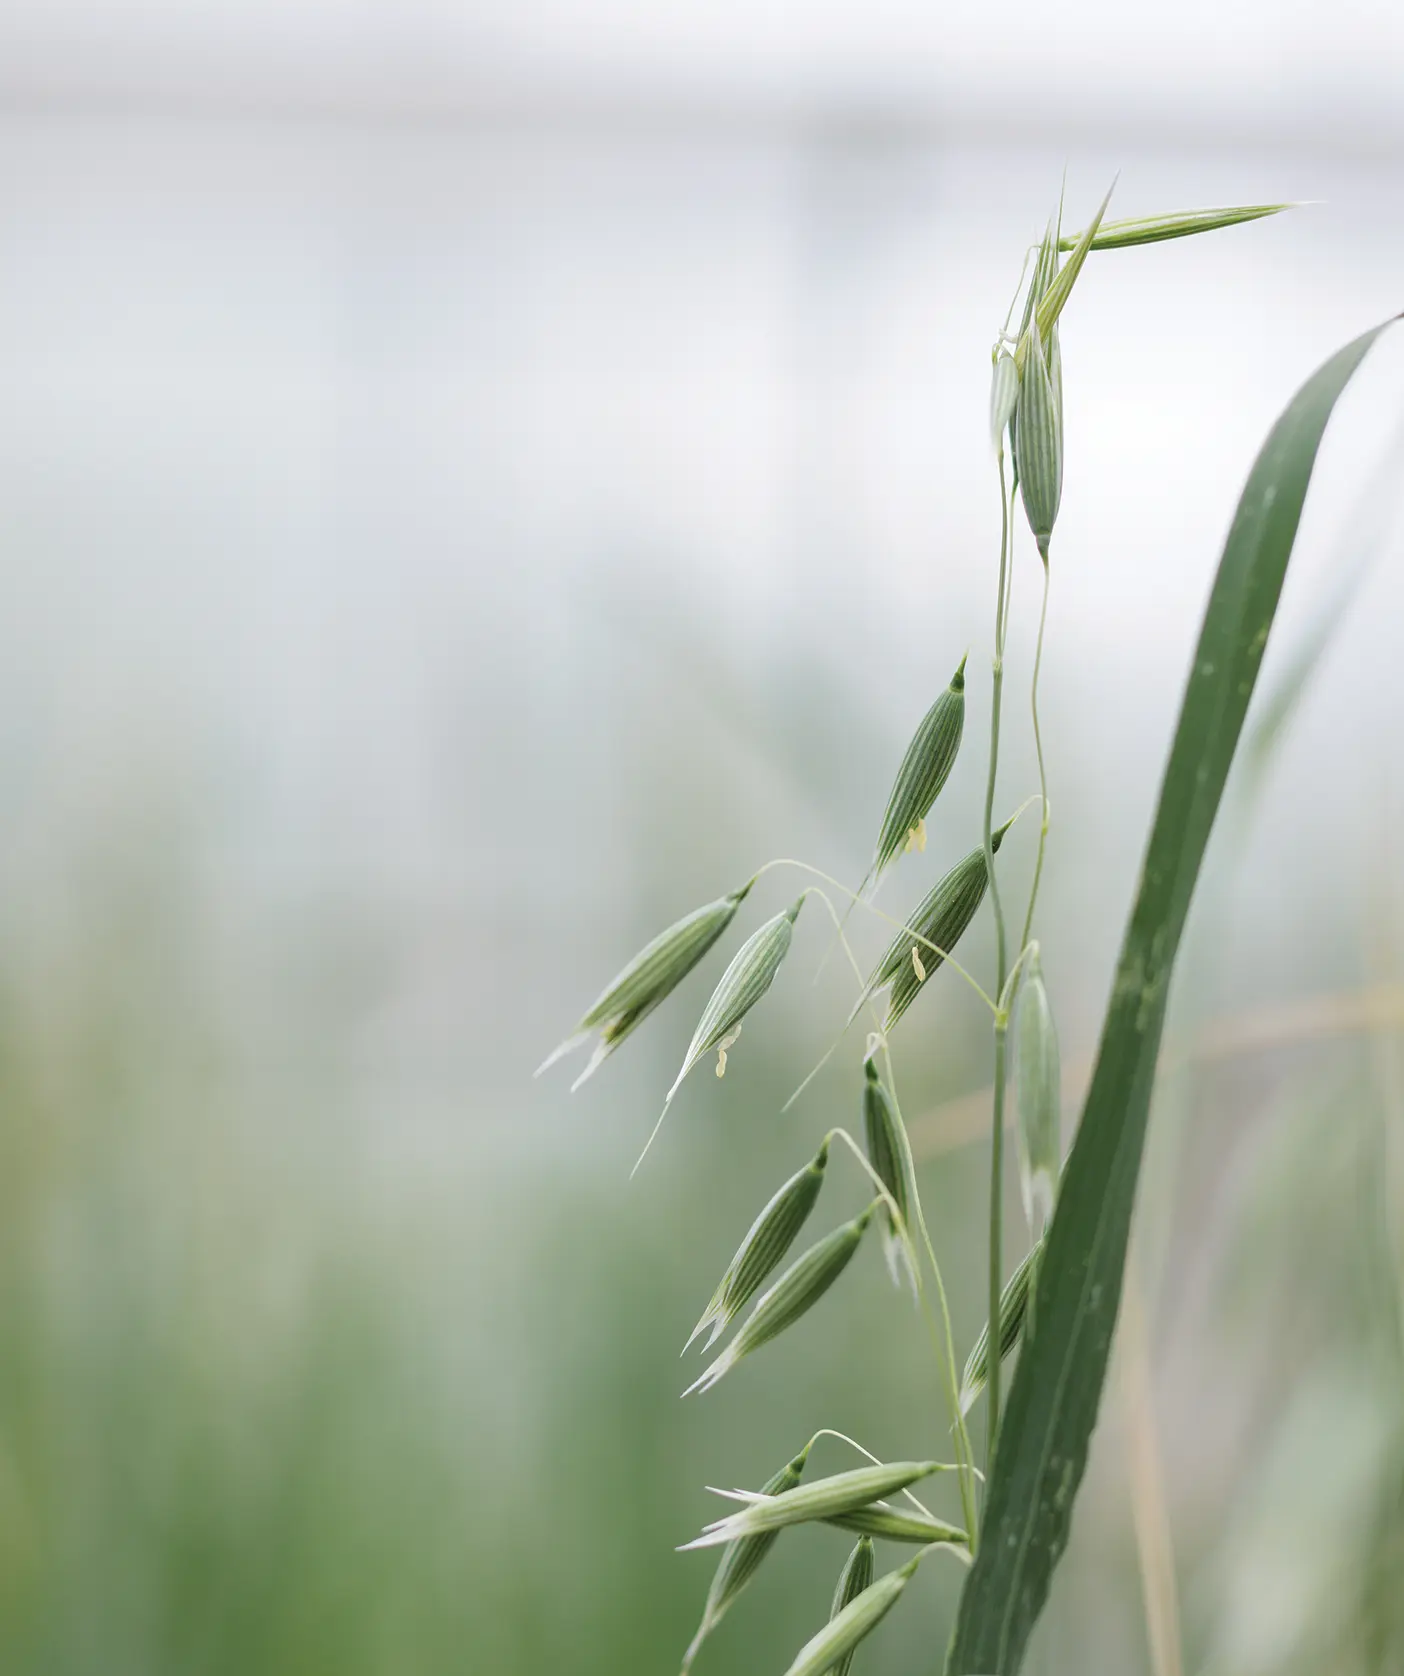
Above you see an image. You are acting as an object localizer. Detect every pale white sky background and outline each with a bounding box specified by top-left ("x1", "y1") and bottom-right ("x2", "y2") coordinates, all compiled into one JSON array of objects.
[
  {"x1": 1, "y1": 0, "x2": 1402, "y2": 1116},
  {"x1": 2, "y1": 1, "x2": 1402, "y2": 138}
]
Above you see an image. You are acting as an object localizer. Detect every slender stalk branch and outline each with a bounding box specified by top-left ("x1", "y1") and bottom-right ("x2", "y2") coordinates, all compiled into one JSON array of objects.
[
  {"x1": 1019, "y1": 547, "x2": 1053, "y2": 956},
  {"x1": 986, "y1": 1021, "x2": 1009, "y2": 1471},
  {"x1": 876, "y1": 1045, "x2": 981, "y2": 1547},
  {"x1": 795, "y1": 893, "x2": 979, "y2": 1536},
  {"x1": 982, "y1": 456, "x2": 1014, "y2": 1476},
  {"x1": 805, "y1": 1428, "x2": 957, "y2": 1519}
]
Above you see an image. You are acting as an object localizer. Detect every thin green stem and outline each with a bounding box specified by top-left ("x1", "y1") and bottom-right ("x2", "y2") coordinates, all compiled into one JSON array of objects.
[
  {"x1": 829, "y1": 1123, "x2": 976, "y2": 1527},
  {"x1": 757, "y1": 859, "x2": 987, "y2": 1533},
  {"x1": 985, "y1": 1020, "x2": 1009, "y2": 1472},
  {"x1": 1019, "y1": 548, "x2": 1052, "y2": 957},
  {"x1": 916, "y1": 1208, "x2": 980, "y2": 1545},
  {"x1": 874, "y1": 1048, "x2": 980, "y2": 1548},
  {"x1": 1002, "y1": 470, "x2": 1020, "y2": 645},
  {"x1": 799, "y1": 898, "x2": 980, "y2": 1540},
  {"x1": 982, "y1": 455, "x2": 1014, "y2": 1480},
  {"x1": 806, "y1": 1428, "x2": 972, "y2": 1518}
]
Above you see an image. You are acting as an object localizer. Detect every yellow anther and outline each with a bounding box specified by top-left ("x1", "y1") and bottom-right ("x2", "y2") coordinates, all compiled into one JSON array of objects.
[
  {"x1": 905, "y1": 818, "x2": 928, "y2": 854},
  {"x1": 911, "y1": 947, "x2": 926, "y2": 982}
]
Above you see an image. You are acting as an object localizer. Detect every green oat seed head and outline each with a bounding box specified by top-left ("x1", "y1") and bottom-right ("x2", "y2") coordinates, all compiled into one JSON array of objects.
[
  {"x1": 1007, "y1": 218, "x2": 1060, "y2": 462},
  {"x1": 1047, "y1": 320, "x2": 1064, "y2": 437},
  {"x1": 870, "y1": 655, "x2": 967, "y2": 882},
  {"x1": 852, "y1": 821, "x2": 1013, "y2": 1031},
  {"x1": 826, "y1": 1502, "x2": 967, "y2": 1546},
  {"x1": 1032, "y1": 179, "x2": 1115, "y2": 348},
  {"x1": 634, "y1": 896, "x2": 804, "y2": 1175},
  {"x1": 1057, "y1": 202, "x2": 1295, "y2": 251},
  {"x1": 1015, "y1": 948, "x2": 1061, "y2": 1239},
  {"x1": 685, "y1": 1137, "x2": 830, "y2": 1353},
  {"x1": 682, "y1": 1204, "x2": 875, "y2": 1396},
  {"x1": 682, "y1": 1461, "x2": 945, "y2": 1549},
  {"x1": 1015, "y1": 215, "x2": 1060, "y2": 349},
  {"x1": 862, "y1": 1057, "x2": 918, "y2": 1292},
  {"x1": 1015, "y1": 320, "x2": 1063, "y2": 556},
  {"x1": 678, "y1": 1442, "x2": 814, "y2": 1676},
  {"x1": 537, "y1": 881, "x2": 753, "y2": 1089},
  {"x1": 827, "y1": 1538, "x2": 876, "y2": 1676},
  {"x1": 959, "y1": 1240, "x2": 1042, "y2": 1416},
  {"x1": 989, "y1": 351, "x2": 1019, "y2": 459},
  {"x1": 779, "y1": 1558, "x2": 923, "y2": 1676}
]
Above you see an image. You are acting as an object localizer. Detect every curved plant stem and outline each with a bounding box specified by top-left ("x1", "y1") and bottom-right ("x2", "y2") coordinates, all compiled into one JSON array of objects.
[
  {"x1": 916, "y1": 1210, "x2": 980, "y2": 1545},
  {"x1": 982, "y1": 457, "x2": 1014, "y2": 1477},
  {"x1": 802, "y1": 898, "x2": 980, "y2": 1539},
  {"x1": 1019, "y1": 547, "x2": 1052, "y2": 958},
  {"x1": 828, "y1": 1121, "x2": 978, "y2": 1539},
  {"x1": 806, "y1": 1428, "x2": 950, "y2": 1519},
  {"x1": 878, "y1": 1046, "x2": 981, "y2": 1547}
]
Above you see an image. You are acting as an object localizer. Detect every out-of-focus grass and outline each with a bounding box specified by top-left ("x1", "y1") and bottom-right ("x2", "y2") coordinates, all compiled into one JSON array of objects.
[{"x1": 3, "y1": 789, "x2": 1402, "y2": 1676}]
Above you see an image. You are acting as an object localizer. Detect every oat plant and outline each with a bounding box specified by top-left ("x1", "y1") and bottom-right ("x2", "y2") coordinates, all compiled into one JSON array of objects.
[{"x1": 540, "y1": 188, "x2": 1399, "y2": 1674}]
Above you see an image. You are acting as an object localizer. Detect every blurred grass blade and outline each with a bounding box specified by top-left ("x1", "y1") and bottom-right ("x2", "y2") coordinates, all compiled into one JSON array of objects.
[
  {"x1": 1058, "y1": 203, "x2": 1295, "y2": 251},
  {"x1": 946, "y1": 315, "x2": 1400, "y2": 1675}
]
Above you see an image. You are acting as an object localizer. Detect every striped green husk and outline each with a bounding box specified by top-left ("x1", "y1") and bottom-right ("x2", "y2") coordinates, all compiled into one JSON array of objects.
[
  {"x1": 959, "y1": 1240, "x2": 1042, "y2": 1415},
  {"x1": 826, "y1": 1538, "x2": 875, "y2": 1676},
  {"x1": 856, "y1": 823, "x2": 1011, "y2": 1031},
  {"x1": 871, "y1": 657, "x2": 967, "y2": 879},
  {"x1": 1015, "y1": 321, "x2": 1063, "y2": 555},
  {"x1": 780, "y1": 1560, "x2": 921, "y2": 1676},
  {"x1": 1015, "y1": 216, "x2": 1059, "y2": 348},
  {"x1": 1008, "y1": 219, "x2": 1059, "y2": 463},
  {"x1": 538, "y1": 882, "x2": 752, "y2": 1087},
  {"x1": 1015, "y1": 950, "x2": 1061, "y2": 1238},
  {"x1": 989, "y1": 351, "x2": 1019, "y2": 458},
  {"x1": 826, "y1": 1503, "x2": 967, "y2": 1546},
  {"x1": 862, "y1": 1058, "x2": 917, "y2": 1289},
  {"x1": 687, "y1": 1138, "x2": 830, "y2": 1352},
  {"x1": 665, "y1": 898, "x2": 804, "y2": 1102},
  {"x1": 1032, "y1": 180, "x2": 1113, "y2": 347},
  {"x1": 683, "y1": 1461, "x2": 944, "y2": 1549},
  {"x1": 1058, "y1": 202, "x2": 1292, "y2": 251},
  {"x1": 679, "y1": 1445, "x2": 812, "y2": 1674},
  {"x1": 683, "y1": 1207, "x2": 874, "y2": 1397}
]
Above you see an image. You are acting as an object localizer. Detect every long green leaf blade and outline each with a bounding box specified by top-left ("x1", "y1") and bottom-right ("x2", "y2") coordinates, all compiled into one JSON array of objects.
[{"x1": 946, "y1": 315, "x2": 1399, "y2": 1676}]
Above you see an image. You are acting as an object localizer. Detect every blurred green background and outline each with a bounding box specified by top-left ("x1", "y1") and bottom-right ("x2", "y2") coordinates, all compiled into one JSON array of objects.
[{"x1": 2, "y1": 6, "x2": 1404, "y2": 1673}]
